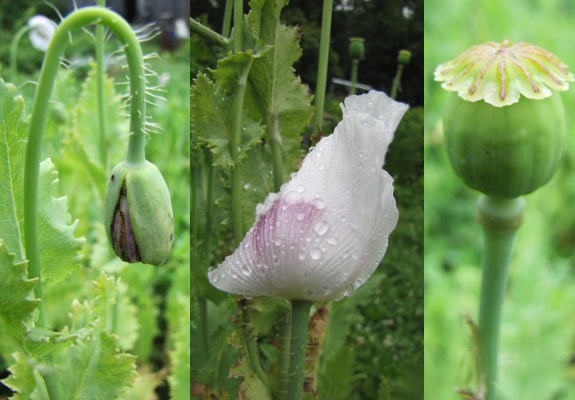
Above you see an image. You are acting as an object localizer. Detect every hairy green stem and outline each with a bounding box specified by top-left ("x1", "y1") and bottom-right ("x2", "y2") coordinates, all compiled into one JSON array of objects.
[
  {"x1": 96, "y1": 0, "x2": 108, "y2": 169},
  {"x1": 269, "y1": 116, "x2": 284, "y2": 192},
  {"x1": 391, "y1": 64, "x2": 404, "y2": 100},
  {"x1": 9, "y1": 25, "x2": 32, "y2": 78},
  {"x1": 314, "y1": 0, "x2": 333, "y2": 131},
  {"x1": 222, "y1": 0, "x2": 234, "y2": 38},
  {"x1": 287, "y1": 300, "x2": 312, "y2": 400},
  {"x1": 477, "y1": 195, "x2": 525, "y2": 400},
  {"x1": 350, "y1": 59, "x2": 359, "y2": 95},
  {"x1": 190, "y1": 17, "x2": 228, "y2": 47}
]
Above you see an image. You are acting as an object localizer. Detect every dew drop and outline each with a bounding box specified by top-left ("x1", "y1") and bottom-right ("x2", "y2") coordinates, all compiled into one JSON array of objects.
[
  {"x1": 212, "y1": 274, "x2": 219, "y2": 283},
  {"x1": 274, "y1": 237, "x2": 282, "y2": 246},
  {"x1": 316, "y1": 151, "x2": 322, "y2": 158},
  {"x1": 310, "y1": 247, "x2": 321, "y2": 260},
  {"x1": 241, "y1": 266, "x2": 251, "y2": 276},
  {"x1": 221, "y1": 272, "x2": 227, "y2": 279},
  {"x1": 318, "y1": 163, "x2": 326, "y2": 171},
  {"x1": 313, "y1": 221, "x2": 329, "y2": 236},
  {"x1": 243, "y1": 183, "x2": 251, "y2": 190},
  {"x1": 327, "y1": 236, "x2": 339, "y2": 245},
  {"x1": 208, "y1": 266, "x2": 215, "y2": 272},
  {"x1": 297, "y1": 184, "x2": 306, "y2": 193},
  {"x1": 312, "y1": 198, "x2": 326, "y2": 210},
  {"x1": 232, "y1": 272, "x2": 238, "y2": 279},
  {"x1": 298, "y1": 253, "x2": 306, "y2": 261},
  {"x1": 342, "y1": 251, "x2": 349, "y2": 259},
  {"x1": 296, "y1": 212, "x2": 305, "y2": 221},
  {"x1": 355, "y1": 278, "x2": 363, "y2": 287},
  {"x1": 304, "y1": 288, "x2": 314, "y2": 298}
]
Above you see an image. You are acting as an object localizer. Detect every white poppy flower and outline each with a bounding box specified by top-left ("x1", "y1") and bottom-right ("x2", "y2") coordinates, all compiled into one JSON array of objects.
[
  {"x1": 28, "y1": 15, "x2": 56, "y2": 52},
  {"x1": 208, "y1": 91, "x2": 408, "y2": 301}
]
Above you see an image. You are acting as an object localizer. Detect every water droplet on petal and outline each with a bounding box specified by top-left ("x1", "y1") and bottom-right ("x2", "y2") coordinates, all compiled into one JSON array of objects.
[
  {"x1": 316, "y1": 151, "x2": 322, "y2": 158},
  {"x1": 208, "y1": 266, "x2": 215, "y2": 272},
  {"x1": 310, "y1": 247, "x2": 321, "y2": 260},
  {"x1": 212, "y1": 273, "x2": 219, "y2": 283},
  {"x1": 274, "y1": 237, "x2": 282, "y2": 246},
  {"x1": 355, "y1": 278, "x2": 363, "y2": 287},
  {"x1": 327, "y1": 236, "x2": 338, "y2": 245},
  {"x1": 296, "y1": 212, "x2": 305, "y2": 221},
  {"x1": 297, "y1": 184, "x2": 306, "y2": 193},
  {"x1": 318, "y1": 163, "x2": 326, "y2": 171},
  {"x1": 241, "y1": 266, "x2": 251, "y2": 276},
  {"x1": 313, "y1": 221, "x2": 329, "y2": 236},
  {"x1": 298, "y1": 253, "x2": 305, "y2": 261},
  {"x1": 312, "y1": 198, "x2": 326, "y2": 210},
  {"x1": 304, "y1": 288, "x2": 314, "y2": 298}
]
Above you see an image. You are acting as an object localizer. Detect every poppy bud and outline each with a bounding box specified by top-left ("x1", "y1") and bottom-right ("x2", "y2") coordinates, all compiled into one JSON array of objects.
[{"x1": 104, "y1": 161, "x2": 174, "y2": 265}]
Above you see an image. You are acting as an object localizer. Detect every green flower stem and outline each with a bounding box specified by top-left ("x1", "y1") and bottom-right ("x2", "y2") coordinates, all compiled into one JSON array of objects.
[
  {"x1": 24, "y1": 7, "x2": 147, "y2": 327},
  {"x1": 96, "y1": 0, "x2": 108, "y2": 169},
  {"x1": 350, "y1": 59, "x2": 359, "y2": 95},
  {"x1": 9, "y1": 24, "x2": 32, "y2": 78},
  {"x1": 234, "y1": 0, "x2": 244, "y2": 52},
  {"x1": 477, "y1": 195, "x2": 525, "y2": 400},
  {"x1": 222, "y1": 0, "x2": 234, "y2": 38},
  {"x1": 391, "y1": 64, "x2": 404, "y2": 100},
  {"x1": 277, "y1": 309, "x2": 292, "y2": 400},
  {"x1": 287, "y1": 300, "x2": 312, "y2": 400},
  {"x1": 190, "y1": 17, "x2": 228, "y2": 47},
  {"x1": 314, "y1": 0, "x2": 333, "y2": 131}
]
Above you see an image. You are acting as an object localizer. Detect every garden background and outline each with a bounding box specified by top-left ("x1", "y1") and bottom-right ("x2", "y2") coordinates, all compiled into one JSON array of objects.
[{"x1": 425, "y1": 0, "x2": 575, "y2": 399}]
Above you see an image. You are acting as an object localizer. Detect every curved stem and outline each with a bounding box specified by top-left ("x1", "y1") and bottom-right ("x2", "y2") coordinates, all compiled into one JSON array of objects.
[
  {"x1": 24, "y1": 7, "x2": 147, "y2": 326},
  {"x1": 9, "y1": 25, "x2": 32, "y2": 78},
  {"x1": 287, "y1": 300, "x2": 312, "y2": 400},
  {"x1": 96, "y1": 0, "x2": 109, "y2": 170},
  {"x1": 477, "y1": 195, "x2": 525, "y2": 400},
  {"x1": 189, "y1": 18, "x2": 228, "y2": 47},
  {"x1": 313, "y1": 0, "x2": 333, "y2": 131}
]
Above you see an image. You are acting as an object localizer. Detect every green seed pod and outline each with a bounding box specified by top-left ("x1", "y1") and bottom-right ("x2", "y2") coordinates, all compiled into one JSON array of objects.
[
  {"x1": 443, "y1": 93, "x2": 565, "y2": 198},
  {"x1": 104, "y1": 161, "x2": 174, "y2": 265},
  {"x1": 349, "y1": 37, "x2": 365, "y2": 60},
  {"x1": 397, "y1": 49, "x2": 411, "y2": 66},
  {"x1": 436, "y1": 40, "x2": 573, "y2": 197}
]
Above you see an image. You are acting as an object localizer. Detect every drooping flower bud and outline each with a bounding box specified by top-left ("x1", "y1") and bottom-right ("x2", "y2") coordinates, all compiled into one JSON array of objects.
[
  {"x1": 28, "y1": 15, "x2": 56, "y2": 52},
  {"x1": 104, "y1": 161, "x2": 174, "y2": 266}
]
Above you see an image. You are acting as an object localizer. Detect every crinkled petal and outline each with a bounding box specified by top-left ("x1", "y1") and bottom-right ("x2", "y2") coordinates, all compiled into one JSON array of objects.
[{"x1": 208, "y1": 91, "x2": 408, "y2": 301}]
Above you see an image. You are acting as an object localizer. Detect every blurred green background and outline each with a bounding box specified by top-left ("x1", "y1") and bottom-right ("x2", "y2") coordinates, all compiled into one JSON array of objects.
[{"x1": 425, "y1": 1, "x2": 575, "y2": 399}]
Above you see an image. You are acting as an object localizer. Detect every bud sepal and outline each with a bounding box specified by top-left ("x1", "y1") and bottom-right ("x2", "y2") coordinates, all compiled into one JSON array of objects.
[{"x1": 104, "y1": 161, "x2": 174, "y2": 266}]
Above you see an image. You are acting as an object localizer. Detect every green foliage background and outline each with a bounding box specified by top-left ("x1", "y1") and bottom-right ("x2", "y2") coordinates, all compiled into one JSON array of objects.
[{"x1": 425, "y1": 1, "x2": 575, "y2": 399}]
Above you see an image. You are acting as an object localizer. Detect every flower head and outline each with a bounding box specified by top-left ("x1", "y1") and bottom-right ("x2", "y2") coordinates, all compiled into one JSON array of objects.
[
  {"x1": 208, "y1": 91, "x2": 408, "y2": 301},
  {"x1": 435, "y1": 40, "x2": 574, "y2": 107},
  {"x1": 28, "y1": 15, "x2": 56, "y2": 52}
]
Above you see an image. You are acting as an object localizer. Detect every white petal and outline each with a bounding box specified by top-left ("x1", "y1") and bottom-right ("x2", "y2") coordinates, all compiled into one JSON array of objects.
[
  {"x1": 28, "y1": 15, "x2": 56, "y2": 52},
  {"x1": 208, "y1": 91, "x2": 408, "y2": 301}
]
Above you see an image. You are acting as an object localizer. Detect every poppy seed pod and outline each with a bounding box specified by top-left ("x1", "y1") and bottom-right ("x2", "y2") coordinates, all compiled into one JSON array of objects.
[
  {"x1": 436, "y1": 40, "x2": 573, "y2": 197},
  {"x1": 104, "y1": 161, "x2": 174, "y2": 266}
]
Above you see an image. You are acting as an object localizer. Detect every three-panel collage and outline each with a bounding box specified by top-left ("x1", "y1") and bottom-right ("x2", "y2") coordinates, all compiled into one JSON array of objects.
[{"x1": 1, "y1": 0, "x2": 573, "y2": 399}]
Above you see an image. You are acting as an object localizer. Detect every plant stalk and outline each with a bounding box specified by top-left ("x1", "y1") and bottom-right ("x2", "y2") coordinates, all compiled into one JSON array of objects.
[
  {"x1": 96, "y1": 0, "x2": 108, "y2": 170},
  {"x1": 23, "y1": 10, "x2": 147, "y2": 397},
  {"x1": 222, "y1": 0, "x2": 234, "y2": 38},
  {"x1": 287, "y1": 300, "x2": 312, "y2": 400},
  {"x1": 278, "y1": 308, "x2": 292, "y2": 400},
  {"x1": 190, "y1": 17, "x2": 228, "y2": 47},
  {"x1": 350, "y1": 59, "x2": 359, "y2": 95},
  {"x1": 391, "y1": 64, "x2": 404, "y2": 100},
  {"x1": 9, "y1": 25, "x2": 32, "y2": 78},
  {"x1": 314, "y1": 0, "x2": 333, "y2": 131},
  {"x1": 476, "y1": 195, "x2": 525, "y2": 400}
]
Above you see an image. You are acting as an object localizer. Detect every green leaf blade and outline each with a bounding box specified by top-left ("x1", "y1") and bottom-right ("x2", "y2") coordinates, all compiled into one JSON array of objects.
[{"x1": 0, "y1": 78, "x2": 28, "y2": 261}]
